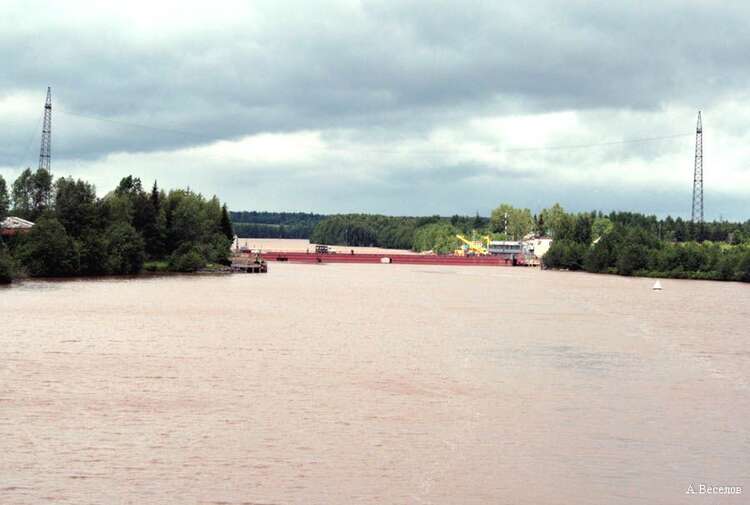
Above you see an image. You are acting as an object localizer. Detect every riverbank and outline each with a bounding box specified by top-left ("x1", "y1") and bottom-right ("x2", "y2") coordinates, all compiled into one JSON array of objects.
[
  {"x1": 544, "y1": 236, "x2": 750, "y2": 283},
  {"x1": 0, "y1": 261, "x2": 241, "y2": 287}
]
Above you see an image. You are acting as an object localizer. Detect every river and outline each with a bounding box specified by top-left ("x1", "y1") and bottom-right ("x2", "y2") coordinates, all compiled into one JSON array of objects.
[{"x1": 1, "y1": 262, "x2": 748, "y2": 504}]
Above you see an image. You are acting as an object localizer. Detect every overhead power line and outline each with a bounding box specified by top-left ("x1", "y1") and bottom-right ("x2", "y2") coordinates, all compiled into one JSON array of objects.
[
  {"x1": 57, "y1": 109, "x2": 206, "y2": 139},
  {"x1": 56, "y1": 108, "x2": 693, "y2": 156},
  {"x1": 494, "y1": 133, "x2": 692, "y2": 153}
]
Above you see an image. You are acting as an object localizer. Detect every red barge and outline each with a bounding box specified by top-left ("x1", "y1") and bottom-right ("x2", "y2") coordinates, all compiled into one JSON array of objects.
[{"x1": 245, "y1": 250, "x2": 525, "y2": 266}]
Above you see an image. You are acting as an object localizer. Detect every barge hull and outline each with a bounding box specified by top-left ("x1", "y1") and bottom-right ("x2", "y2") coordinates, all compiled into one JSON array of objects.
[{"x1": 252, "y1": 251, "x2": 523, "y2": 266}]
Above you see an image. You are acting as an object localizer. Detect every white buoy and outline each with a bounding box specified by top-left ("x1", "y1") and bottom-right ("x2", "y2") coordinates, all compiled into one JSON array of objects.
[{"x1": 652, "y1": 280, "x2": 663, "y2": 290}]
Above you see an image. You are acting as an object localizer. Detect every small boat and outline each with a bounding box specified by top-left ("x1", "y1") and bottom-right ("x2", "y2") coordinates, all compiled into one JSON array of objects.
[{"x1": 652, "y1": 280, "x2": 663, "y2": 290}]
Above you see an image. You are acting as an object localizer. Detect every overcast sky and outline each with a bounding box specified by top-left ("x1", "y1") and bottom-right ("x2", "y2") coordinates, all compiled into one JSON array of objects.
[{"x1": 1, "y1": 0, "x2": 748, "y2": 219}]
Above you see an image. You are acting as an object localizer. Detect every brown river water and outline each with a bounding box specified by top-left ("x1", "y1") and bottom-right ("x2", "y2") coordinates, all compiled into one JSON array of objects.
[{"x1": 1, "y1": 263, "x2": 748, "y2": 504}]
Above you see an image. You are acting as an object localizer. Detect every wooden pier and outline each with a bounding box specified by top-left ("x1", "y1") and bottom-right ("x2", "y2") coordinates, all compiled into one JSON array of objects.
[{"x1": 230, "y1": 258, "x2": 268, "y2": 273}]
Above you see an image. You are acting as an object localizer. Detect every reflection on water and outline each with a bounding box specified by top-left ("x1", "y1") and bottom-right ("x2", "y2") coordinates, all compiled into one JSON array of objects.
[{"x1": 1, "y1": 264, "x2": 748, "y2": 504}]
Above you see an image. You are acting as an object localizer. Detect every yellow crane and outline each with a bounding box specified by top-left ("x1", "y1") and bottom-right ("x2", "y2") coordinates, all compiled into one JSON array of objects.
[{"x1": 455, "y1": 234, "x2": 492, "y2": 256}]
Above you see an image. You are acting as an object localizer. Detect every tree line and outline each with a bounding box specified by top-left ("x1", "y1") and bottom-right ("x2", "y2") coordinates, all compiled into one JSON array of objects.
[
  {"x1": 308, "y1": 207, "x2": 536, "y2": 253},
  {"x1": 310, "y1": 214, "x2": 429, "y2": 250},
  {"x1": 230, "y1": 211, "x2": 325, "y2": 239},
  {"x1": 0, "y1": 169, "x2": 234, "y2": 283},
  {"x1": 541, "y1": 205, "x2": 750, "y2": 282}
]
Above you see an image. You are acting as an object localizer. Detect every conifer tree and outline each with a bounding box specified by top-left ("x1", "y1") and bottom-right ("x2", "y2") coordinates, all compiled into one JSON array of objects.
[{"x1": 220, "y1": 204, "x2": 234, "y2": 241}]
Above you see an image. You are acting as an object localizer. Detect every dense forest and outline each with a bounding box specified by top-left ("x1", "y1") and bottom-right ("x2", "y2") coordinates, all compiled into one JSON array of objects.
[
  {"x1": 230, "y1": 211, "x2": 324, "y2": 239},
  {"x1": 309, "y1": 213, "x2": 490, "y2": 251},
  {"x1": 0, "y1": 169, "x2": 234, "y2": 284},
  {"x1": 308, "y1": 208, "x2": 540, "y2": 252},
  {"x1": 307, "y1": 207, "x2": 547, "y2": 253},
  {"x1": 541, "y1": 205, "x2": 750, "y2": 282}
]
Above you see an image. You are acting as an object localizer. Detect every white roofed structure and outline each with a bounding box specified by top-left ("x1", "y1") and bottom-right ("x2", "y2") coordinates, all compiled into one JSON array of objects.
[{"x1": 1, "y1": 216, "x2": 35, "y2": 236}]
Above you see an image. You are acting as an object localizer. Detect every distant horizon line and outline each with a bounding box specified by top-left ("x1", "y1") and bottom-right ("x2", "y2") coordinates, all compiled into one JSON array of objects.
[{"x1": 228, "y1": 208, "x2": 747, "y2": 223}]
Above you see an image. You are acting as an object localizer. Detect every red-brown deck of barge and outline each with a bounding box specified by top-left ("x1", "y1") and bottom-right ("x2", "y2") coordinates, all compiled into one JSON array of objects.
[{"x1": 245, "y1": 250, "x2": 524, "y2": 266}]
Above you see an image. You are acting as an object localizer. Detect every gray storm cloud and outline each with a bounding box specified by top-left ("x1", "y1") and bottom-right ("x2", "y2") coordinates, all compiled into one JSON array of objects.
[{"x1": 0, "y1": 0, "x2": 748, "y2": 218}]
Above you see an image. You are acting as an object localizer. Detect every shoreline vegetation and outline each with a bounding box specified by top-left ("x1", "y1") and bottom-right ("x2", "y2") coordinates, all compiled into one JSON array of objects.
[
  {"x1": 3, "y1": 170, "x2": 749, "y2": 284},
  {"x1": 0, "y1": 169, "x2": 234, "y2": 284},
  {"x1": 233, "y1": 204, "x2": 750, "y2": 283},
  {"x1": 538, "y1": 205, "x2": 750, "y2": 283}
]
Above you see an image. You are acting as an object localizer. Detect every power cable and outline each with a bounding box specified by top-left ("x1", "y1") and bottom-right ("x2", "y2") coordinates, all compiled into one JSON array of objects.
[{"x1": 56, "y1": 108, "x2": 693, "y2": 156}]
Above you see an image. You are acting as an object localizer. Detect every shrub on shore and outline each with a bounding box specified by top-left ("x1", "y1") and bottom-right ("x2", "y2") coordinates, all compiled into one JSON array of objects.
[
  {"x1": 0, "y1": 246, "x2": 14, "y2": 284},
  {"x1": 16, "y1": 215, "x2": 80, "y2": 277},
  {"x1": 169, "y1": 245, "x2": 207, "y2": 272}
]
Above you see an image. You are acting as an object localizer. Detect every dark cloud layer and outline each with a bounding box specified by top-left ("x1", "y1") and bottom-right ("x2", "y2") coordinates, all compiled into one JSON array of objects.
[{"x1": 1, "y1": 1, "x2": 748, "y2": 218}]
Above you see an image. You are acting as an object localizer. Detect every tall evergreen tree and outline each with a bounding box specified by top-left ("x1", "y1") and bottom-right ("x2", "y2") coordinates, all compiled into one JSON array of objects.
[
  {"x1": 150, "y1": 181, "x2": 161, "y2": 212},
  {"x1": 143, "y1": 181, "x2": 165, "y2": 258},
  {"x1": 0, "y1": 175, "x2": 9, "y2": 221},
  {"x1": 472, "y1": 212, "x2": 482, "y2": 230},
  {"x1": 220, "y1": 204, "x2": 234, "y2": 241}
]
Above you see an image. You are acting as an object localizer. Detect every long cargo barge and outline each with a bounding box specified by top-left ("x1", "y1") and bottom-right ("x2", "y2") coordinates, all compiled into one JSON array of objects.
[{"x1": 246, "y1": 250, "x2": 525, "y2": 266}]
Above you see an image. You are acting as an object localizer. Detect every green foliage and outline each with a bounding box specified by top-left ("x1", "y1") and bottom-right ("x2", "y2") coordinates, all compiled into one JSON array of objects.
[
  {"x1": 206, "y1": 234, "x2": 232, "y2": 264},
  {"x1": 539, "y1": 203, "x2": 568, "y2": 238},
  {"x1": 541, "y1": 206, "x2": 750, "y2": 282},
  {"x1": 583, "y1": 228, "x2": 622, "y2": 272},
  {"x1": 572, "y1": 214, "x2": 593, "y2": 244},
  {"x1": 0, "y1": 245, "x2": 13, "y2": 284},
  {"x1": 230, "y1": 211, "x2": 325, "y2": 239},
  {"x1": 310, "y1": 213, "x2": 496, "y2": 251},
  {"x1": 169, "y1": 191, "x2": 204, "y2": 245},
  {"x1": 104, "y1": 179, "x2": 229, "y2": 270},
  {"x1": 736, "y1": 250, "x2": 750, "y2": 282},
  {"x1": 11, "y1": 168, "x2": 53, "y2": 220},
  {"x1": 473, "y1": 212, "x2": 484, "y2": 230},
  {"x1": 102, "y1": 193, "x2": 134, "y2": 225},
  {"x1": 104, "y1": 222, "x2": 145, "y2": 275},
  {"x1": 544, "y1": 239, "x2": 587, "y2": 270},
  {"x1": 616, "y1": 244, "x2": 649, "y2": 276},
  {"x1": 168, "y1": 244, "x2": 207, "y2": 272},
  {"x1": 220, "y1": 204, "x2": 234, "y2": 241},
  {"x1": 413, "y1": 222, "x2": 460, "y2": 254},
  {"x1": 490, "y1": 203, "x2": 534, "y2": 239},
  {"x1": 17, "y1": 215, "x2": 80, "y2": 277},
  {"x1": 78, "y1": 232, "x2": 109, "y2": 275},
  {"x1": 311, "y1": 214, "x2": 417, "y2": 249},
  {"x1": 54, "y1": 177, "x2": 98, "y2": 238},
  {"x1": 143, "y1": 260, "x2": 169, "y2": 272},
  {"x1": 448, "y1": 213, "x2": 486, "y2": 233},
  {"x1": 115, "y1": 175, "x2": 143, "y2": 197},
  {"x1": 0, "y1": 175, "x2": 9, "y2": 222},
  {"x1": 2, "y1": 172, "x2": 231, "y2": 278},
  {"x1": 591, "y1": 217, "x2": 614, "y2": 240}
]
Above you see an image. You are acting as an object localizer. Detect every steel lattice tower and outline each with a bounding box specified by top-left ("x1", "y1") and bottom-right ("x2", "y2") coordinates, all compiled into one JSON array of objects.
[
  {"x1": 691, "y1": 111, "x2": 703, "y2": 223},
  {"x1": 38, "y1": 87, "x2": 52, "y2": 171}
]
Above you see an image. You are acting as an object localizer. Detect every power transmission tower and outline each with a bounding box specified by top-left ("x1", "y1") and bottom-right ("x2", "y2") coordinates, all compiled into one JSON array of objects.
[
  {"x1": 691, "y1": 111, "x2": 703, "y2": 223},
  {"x1": 38, "y1": 87, "x2": 52, "y2": 172}
]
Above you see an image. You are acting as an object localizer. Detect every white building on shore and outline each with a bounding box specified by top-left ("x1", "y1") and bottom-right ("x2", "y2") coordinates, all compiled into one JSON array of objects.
[
  {"x1": 522, "y1": 234, "x2": 553, "y2": 259},
  {"x1": 1, "y1": 216, "x2": 34, "y2": 237}
]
